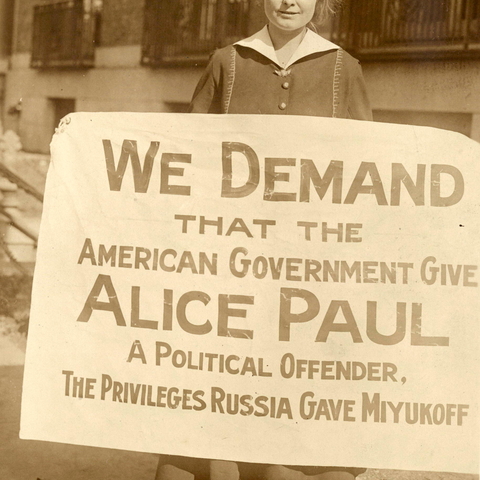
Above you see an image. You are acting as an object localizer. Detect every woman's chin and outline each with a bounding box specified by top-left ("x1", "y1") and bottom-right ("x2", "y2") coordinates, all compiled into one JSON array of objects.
[{"x1": 269, "y1": 21, "x2": 306, "y2": 36}]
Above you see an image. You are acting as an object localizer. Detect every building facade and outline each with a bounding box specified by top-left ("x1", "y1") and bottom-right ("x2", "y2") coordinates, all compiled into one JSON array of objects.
[
  {"x1": 2, "y1": 0, "x2": 480, "y2": 153},
  {"x1": 4, "y1": 0, "x2": 265, "y2": 153},
  {"x1": 332, "y1": 0, "x2": 480, "y2": 141},
  {"x1": 0, "y1": 0, "x2": 14, "y2": 126}
]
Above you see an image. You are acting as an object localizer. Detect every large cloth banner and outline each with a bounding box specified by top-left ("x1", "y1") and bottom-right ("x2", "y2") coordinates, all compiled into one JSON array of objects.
[{"x1": 21, "y1": 113, "x2": 480, "y2": 474}]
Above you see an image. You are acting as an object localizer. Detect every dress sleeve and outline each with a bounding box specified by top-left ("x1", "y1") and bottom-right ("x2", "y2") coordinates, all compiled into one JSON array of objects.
[
  {"x1": 347, "y1": 60, "x2": 373, "y2": 121},
  {"x1": 188, "y1": 50, "x2": 223, "y2": 114}
]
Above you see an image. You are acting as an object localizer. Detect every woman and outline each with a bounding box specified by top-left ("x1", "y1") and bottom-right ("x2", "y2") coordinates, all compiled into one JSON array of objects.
[
  {"x1": 189, "y1": 0, "x2": 372, "y2": 120},
  {"x1": 157, "y1": 1, "x2": 370, "y2": 478}
]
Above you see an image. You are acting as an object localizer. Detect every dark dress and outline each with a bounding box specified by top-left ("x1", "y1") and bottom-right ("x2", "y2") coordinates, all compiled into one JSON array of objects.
[
  {"x1": 189, "y1": 28, "x2": 372, "y2": 120},
  {"x1": 163, "y1": 27, "x2": 370, "y2": 480}
]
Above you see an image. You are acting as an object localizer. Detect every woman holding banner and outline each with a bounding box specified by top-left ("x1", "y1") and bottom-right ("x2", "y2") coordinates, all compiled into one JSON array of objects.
[
  {"x1": 156, "y1": 0, "x2": 370, "y2": 478},
  {"x1": 189, "y1": 0, "x2": 372, "y2": 120}
]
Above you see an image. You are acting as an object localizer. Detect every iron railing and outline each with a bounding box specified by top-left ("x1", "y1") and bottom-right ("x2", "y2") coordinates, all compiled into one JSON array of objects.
[
  {"x1": 332, "y1": 0, "x2": 480, "y2": 60},
  {"x1": 0, "y1": 158, "x2": 43, "y2": 273},
  {"x1": 31, "y1": 0, "x2": 99, "y2": 68},
  {"x1": 142, "y1": 0, "x2": 251, "y2": 66}
]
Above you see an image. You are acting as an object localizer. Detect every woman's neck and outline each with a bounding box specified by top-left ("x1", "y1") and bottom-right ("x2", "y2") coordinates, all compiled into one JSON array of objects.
[{"x1": 268, "y1": 24, "x2": 307, "y2": 67}]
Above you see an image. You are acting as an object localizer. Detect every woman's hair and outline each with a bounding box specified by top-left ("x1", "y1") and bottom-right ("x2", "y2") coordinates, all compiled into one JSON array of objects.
[{"x1": 313, "y1": 0, "x2": 343, "y2": 25}]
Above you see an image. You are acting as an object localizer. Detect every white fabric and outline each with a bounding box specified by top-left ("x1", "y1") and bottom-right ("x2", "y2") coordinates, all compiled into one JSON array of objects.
[
  {"x1": 234, "y1": 25, "x2": 340, "y2": 68},
  {"x1": 21, "y1": 112, "x2": 480, "y2": 475}
]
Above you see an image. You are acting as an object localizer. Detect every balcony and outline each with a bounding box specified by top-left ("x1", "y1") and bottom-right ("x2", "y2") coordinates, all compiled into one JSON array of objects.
[
  {"x1": 142, "y1": 0, "x2": 251, "y2": 67},
  {"x1": 31, "y1": 0, "x2": 100, "y2": 69},
  {"x1": 331, "y1": 0, "x2": 480, "y2": 60}
]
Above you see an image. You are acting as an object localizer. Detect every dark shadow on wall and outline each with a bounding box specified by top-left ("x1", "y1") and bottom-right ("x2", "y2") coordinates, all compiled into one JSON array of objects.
[{"x1": 373, "y1": 110, "x2": 472, "y2": 137}]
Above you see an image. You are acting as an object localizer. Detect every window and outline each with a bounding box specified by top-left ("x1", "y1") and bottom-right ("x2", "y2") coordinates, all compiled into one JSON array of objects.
[
  {"x1": 1, "y1": 0, "x2": 14, "y2": 57},
  {"x1": 331, "y1": 0, "x2": 480, "y2": 60},
  {"x1": 31, "y1": 0, "x2": 102, "y2": 68},
  {"x1": 142, "y1": 0, "x2": 251, "y2": 66},
  {"x1": 50, "y1": 97, "x2": 76, "y2": 134}
]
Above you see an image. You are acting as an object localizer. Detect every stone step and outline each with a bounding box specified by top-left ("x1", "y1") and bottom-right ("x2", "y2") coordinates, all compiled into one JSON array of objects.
[{"x1": 0, "y1": 336, "x2": 25, "y2": 366}]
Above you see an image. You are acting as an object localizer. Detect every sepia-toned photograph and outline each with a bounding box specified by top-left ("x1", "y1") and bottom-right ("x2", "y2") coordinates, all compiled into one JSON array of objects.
[{"x1": 0, "y1": 1, "x2": 479, "y2": 480}]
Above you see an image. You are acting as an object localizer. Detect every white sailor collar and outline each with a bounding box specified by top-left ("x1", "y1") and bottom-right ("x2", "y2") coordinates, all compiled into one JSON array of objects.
[{"x1": 234, "y1": 25, "x2": 340, "y2": 69}]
